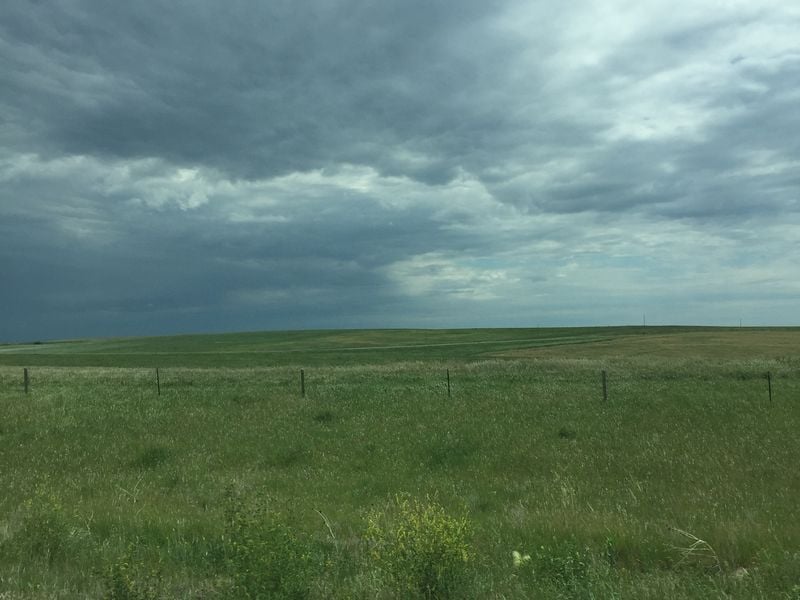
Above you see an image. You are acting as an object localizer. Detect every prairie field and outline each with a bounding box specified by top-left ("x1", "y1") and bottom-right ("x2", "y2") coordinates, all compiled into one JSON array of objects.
[{"x1": 1, "y1": 327, "x2": 799, "y2": 598}]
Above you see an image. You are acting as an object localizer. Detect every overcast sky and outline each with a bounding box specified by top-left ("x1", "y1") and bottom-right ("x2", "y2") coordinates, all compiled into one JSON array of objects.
[{"x1": 2, "y1": 1, "x2": 799, "y2": 342}]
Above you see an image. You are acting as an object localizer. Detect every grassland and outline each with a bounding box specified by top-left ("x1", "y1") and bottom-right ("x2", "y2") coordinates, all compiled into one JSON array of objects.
[
  {"x1": 0, "y1": 326, "x2": 625, "y2": 368},
  {"x1": 2, "y1": 326, "x2": 793, "y2": 368},
  {"x1": 1, "y1": 327, "x2": 799, "y2": 598}
]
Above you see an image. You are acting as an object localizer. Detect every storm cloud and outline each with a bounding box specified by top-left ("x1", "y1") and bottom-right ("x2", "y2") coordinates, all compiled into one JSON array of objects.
[{"x1": 1, "y1": 0, "x2": 799, "y2": 341}]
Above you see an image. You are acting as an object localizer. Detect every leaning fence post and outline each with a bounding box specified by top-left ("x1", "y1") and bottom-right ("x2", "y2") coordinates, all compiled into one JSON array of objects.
[
  {"x1": 602, "y1": 370, "x2": 608, "y2": 402},
  {"x1": 300, "y1": 369, "x2": 305, "y2": 398},
  {"x1": 446, "y1": 369, "x2": 451, "y2": 398},
  {"x1": 24, "y1": 368, "x2": 29, "y2": 394},
  {"x1": 156, "y1": 368, "x2": 161, "y2": 396},
  {"x1": 767, "y1": 371, "x2": 772, "y2": 403}
]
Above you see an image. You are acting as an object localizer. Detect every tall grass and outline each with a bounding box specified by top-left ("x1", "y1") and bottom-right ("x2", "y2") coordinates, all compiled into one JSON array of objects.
[{"x1": 1, "y1": 354, "x2": 798, "y2": 597}]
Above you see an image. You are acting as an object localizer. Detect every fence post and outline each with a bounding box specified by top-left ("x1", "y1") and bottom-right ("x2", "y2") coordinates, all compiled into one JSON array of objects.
[
  {"x1": 300, "y1": 369, "x2": 305, "y2": 398},
  {"x1": 602, "y1": 370, "x2": 608, "y2": 402},
  {"x1": 767, "y1": 371, "x2": 772, "y2": 403},
  {"x1": 446, "y1": 369, "x2": 451, "y2": 398},
  {"x1": 24, "y1": 368, "x2": 29, "y2": 394},
  {"x1": 156, "y1": 368, "x2": 161, "y2": 396}
]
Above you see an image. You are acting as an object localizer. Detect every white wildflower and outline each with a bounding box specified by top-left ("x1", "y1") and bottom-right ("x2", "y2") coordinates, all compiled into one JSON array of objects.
[{"x1": 512, "y1": 550, "x2": 531, "y2": 567}]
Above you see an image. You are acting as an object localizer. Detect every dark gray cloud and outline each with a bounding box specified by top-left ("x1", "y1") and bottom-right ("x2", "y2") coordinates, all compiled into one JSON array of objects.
[
  {"x1": 1, "y1": 0, "x2": 799, "y2": 341},
  {"x1": 1, "y1": 0, "x2": 521, "y2": 182}
]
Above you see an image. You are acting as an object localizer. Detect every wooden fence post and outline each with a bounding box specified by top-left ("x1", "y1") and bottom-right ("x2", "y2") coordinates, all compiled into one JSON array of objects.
[
  {"x1": 446, "y1": 369, "x2": 451, "y2": 398},
  {"x1": 767, "y1": 371, "x2": 772, "y2": 403},
  {"x1": 24, "y1": 368, "x2": 29, "y2": 394},
  {"x1": 602, "y1": 370, "x2": 608, "y2": 402},
  {"x1": 156, "y1": 368, "x2": 161, "y2": 396},
  {"x1": 301, "y1": 369, "x2": 305, "y2": 398}
]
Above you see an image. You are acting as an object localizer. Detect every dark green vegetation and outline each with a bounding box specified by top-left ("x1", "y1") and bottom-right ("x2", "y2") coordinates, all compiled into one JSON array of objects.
[{"x1": 1, "y1": 327, "x2": 799, "y2": 597}]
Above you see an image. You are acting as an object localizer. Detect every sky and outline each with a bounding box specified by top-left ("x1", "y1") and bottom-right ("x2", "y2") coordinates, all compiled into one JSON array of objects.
[{"x1": 1, "y1": 1, "x2": 799, "y2": 342}]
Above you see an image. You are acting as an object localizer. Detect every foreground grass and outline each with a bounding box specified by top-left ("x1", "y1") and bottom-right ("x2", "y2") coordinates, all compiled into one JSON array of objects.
[{"x1": 1, "y1": 333, "x2": 799, "y2": 597}]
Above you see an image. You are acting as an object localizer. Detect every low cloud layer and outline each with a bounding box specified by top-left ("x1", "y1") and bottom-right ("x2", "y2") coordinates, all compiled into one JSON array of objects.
[{"x1": 2, "y1": 1, "x2": 799, "y2": 341}]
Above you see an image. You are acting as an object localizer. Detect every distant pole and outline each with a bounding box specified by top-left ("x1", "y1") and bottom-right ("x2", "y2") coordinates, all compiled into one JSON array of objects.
[
  {"x1": 300, "y1": 369, "x2": 305, "y2": 398},
  {"x1": 767, "y1": 371, "x2": 772, "y2": 403},
  {"x1": 446, "y1": 369, "x2": 451, "y2": 398},
  {"x1": 156, "y1": 368, "x2": 161, "y2": 396},
  {"x1": 602, "y1": 370, "x2": 608, "y2": 402},
  {"x1": 24, "y1": 368, "x2": 29, "y2": 394}
]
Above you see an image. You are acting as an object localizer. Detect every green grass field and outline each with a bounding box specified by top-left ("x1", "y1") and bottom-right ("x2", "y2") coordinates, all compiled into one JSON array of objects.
[{"x1": 1, "y1": 327, "x2": 799, "y2": 598}]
